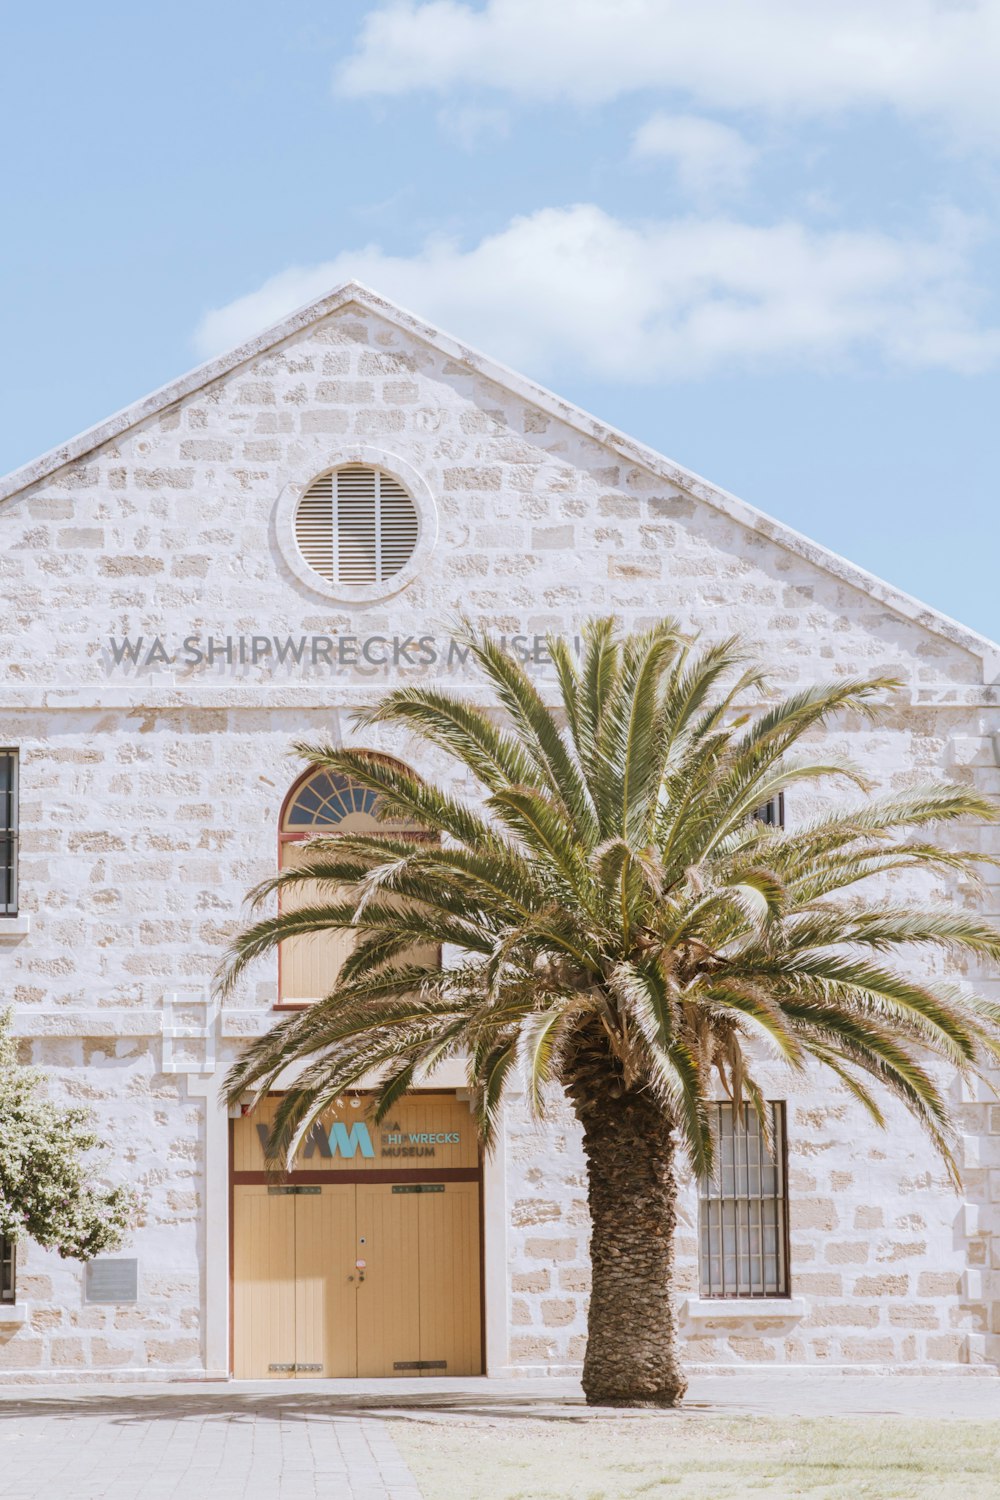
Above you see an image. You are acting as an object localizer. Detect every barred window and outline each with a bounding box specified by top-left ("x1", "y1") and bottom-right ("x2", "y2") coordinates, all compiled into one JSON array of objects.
[
  {"x1": 0, "y1": 1237, "x2": 15, "y2": 1303},
  {"x1": 699, "y1": 1102, "x2": 788, "y2": 1298},
  {"x1": 752, "y1": 792, "x2": 784, "y2": 828},
  {"x1": 0, "y1": 751, "x2": 16, "y2": 915}
]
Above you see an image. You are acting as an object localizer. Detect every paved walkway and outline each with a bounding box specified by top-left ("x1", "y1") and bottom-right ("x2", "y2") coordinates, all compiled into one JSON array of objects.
[
  {"x1": 0, "y1": 1387, "x2": 422, "y2": 1500},
  {"x1": 0, "y1": 1373, "x2": 996, "y2": 1499}
]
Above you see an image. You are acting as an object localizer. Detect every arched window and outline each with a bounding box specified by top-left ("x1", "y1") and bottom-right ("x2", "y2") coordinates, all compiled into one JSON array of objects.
[{"x1": 277, "y1": 765, "x2": 432, "y2": 1006}]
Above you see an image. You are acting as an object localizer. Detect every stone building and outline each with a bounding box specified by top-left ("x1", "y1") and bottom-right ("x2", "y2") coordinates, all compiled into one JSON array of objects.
[{"x1": 0, "y1": 281, "x2": 998, "y2": 1381}]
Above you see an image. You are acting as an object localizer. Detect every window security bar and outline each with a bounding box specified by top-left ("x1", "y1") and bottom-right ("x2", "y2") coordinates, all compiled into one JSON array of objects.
[
  {"x1": 698, "y1": 1101, "x2": 789, "y2": 1299},
  {"x1": 0, "y1": 1237, "x2": 15, "y2": 1303},
  {"x1": 0, "y1": 751, "x2": 16, "y2": 916}
]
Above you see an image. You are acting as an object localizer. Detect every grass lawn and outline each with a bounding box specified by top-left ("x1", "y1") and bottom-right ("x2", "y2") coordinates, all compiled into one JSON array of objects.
[{"x1": 391, "y1": 1414, "x2": 1000, "y2": 1499}]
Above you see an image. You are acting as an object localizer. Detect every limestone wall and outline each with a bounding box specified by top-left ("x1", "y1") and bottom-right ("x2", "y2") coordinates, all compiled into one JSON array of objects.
[{"x1": 0, "y1": 295, "x2": 997, "y2": 1378}]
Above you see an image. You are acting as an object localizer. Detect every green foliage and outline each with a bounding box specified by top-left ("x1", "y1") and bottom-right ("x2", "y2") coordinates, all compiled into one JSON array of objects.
[
  {"x1": 0, "y1": 1011, "x2": 137, "y2": 1258},
  {"x1": 219, "y1": 618, "x2": 1000, "y2": 1182}
]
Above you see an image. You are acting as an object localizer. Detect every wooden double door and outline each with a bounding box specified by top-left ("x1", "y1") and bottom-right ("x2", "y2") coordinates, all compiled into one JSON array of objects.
[{"x1": 232, "y1": 1180, "x2": 481, "y2": 1379}]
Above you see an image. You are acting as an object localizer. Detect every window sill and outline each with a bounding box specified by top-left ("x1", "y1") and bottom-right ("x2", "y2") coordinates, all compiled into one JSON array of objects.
[
  {"x1": 0, "y1": 1303, "x2": 27, "y2": 1324},
  {"x1": 684, "y1": 1297, "x2": 806, "y2": 1320},
  {"x1": 0, "y1": 914, "x2": 30, "y2": 938}
]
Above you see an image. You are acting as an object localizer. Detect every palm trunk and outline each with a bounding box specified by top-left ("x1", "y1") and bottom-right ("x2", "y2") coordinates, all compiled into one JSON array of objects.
[{"x1": 569, "y1": 1070, "x2": 687, "y2": 1407}]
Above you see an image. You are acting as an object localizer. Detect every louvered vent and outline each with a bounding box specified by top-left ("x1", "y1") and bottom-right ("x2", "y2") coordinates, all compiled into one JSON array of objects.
[{"x1": 294, "y1": 465, "x2": 419, "y2": 586}]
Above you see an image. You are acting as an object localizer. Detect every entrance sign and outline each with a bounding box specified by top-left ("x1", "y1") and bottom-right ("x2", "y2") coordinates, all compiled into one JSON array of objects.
[{"x1": 236, "y1": 1093, "x2": 477, "y2": 1174}]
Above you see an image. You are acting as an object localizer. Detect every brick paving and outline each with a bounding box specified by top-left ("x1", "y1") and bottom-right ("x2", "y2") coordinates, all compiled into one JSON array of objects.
[
  {"x1": 0, "y1": 1388, "x2": 422, "y2": 1500},
  {"x1": 0, "y1": 1372, "x2": 996, "y2": 1499}
]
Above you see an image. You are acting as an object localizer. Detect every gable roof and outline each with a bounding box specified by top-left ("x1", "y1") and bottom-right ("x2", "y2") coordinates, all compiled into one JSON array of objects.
[{"x1": 1, "y1": 279, "x2": 997, "y2": 678}]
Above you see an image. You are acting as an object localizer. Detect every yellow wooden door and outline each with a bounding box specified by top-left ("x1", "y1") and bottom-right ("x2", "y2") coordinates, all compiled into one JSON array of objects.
[
  {"x1": 355, "y1": 1184, "x2": 422, "y2": 1377},
  {"x1": 294, "y1": 1185, "x2": 358, "y2": 1377},
  {"x1": 418, "y1": 1182, "x2": 482, "y2": 1377},
  {"x1": 232, "y1": 1186, "x2": 297, "y2": 1378},
  {"x1": 352, "y1": 1182, "x2": 482, "y2": 1377}
]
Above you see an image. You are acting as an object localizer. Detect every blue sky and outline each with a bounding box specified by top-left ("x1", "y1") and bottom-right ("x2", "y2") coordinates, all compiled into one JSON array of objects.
[{"x1": 3, "y1": 1, "x2": 998, "y2": 637}]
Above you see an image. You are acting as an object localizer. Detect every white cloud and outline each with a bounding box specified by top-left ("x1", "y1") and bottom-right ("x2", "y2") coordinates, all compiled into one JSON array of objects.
[
  {"x1": 193, "y1": 204, "x2": 1000, "y2": 378},
  {"x1": 337, "y1": 0, "x2": 1000, "y2": 144},
  {"x1": 631, "y1": 114, "x2": 757, "y2": 199}
]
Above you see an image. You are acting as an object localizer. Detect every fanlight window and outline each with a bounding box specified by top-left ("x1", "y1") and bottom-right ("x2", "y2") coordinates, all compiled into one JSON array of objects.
[
  {"x1": 284, "y1": 771, "x2": 381, "y2": 831},
  {"x1": 278, "y1": 766, "x2": 432, "y2": 1005},
  {"x1": 282, "y1": 769, "x2": 424, "y2": 836},
  {"x1": 294, "y1": 465, "x2": 419, "y2": 589}
]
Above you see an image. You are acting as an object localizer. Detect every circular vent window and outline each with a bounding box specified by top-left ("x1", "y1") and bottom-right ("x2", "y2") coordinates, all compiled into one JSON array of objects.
[
  {"x1": 278, "y1": 454, "x2": 435, "y2": 603},
  {"x1": 296, "y1": 465, "x2": 418, "y2": 586}
]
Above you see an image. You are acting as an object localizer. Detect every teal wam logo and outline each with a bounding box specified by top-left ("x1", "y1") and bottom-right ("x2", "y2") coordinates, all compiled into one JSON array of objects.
[{"x1": 256, "y1": 1120, "x2": 375, "y2": 1160}]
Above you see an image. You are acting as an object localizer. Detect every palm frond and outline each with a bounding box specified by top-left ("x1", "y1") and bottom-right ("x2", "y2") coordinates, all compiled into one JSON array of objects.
[{"x1": 217, "y1": 617, "x2": 1000, "y2": 1191}]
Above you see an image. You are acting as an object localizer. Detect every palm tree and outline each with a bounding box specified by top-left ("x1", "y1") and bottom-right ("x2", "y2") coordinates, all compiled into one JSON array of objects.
[{"x1": 219, "y1": 619, "x2": 1000, "y2": 1407}]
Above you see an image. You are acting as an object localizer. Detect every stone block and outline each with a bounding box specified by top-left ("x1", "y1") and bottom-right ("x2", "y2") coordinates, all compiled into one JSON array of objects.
[
  {"x1": 0, "y1": 1335, "x2": 43, "y2": 1367},
  {"x1": 443, "y1": 467, "x2": 502, "y2": 490},
  {"x1": 875, "y1": 1240, "x2": 927, "y2": 1263},
  {"x1": 608, "y1": 555, "x2": 661, "y2": 580},
  {"x1": 889, "y1": 1304, "x2": 939, "y2": 1329},
  {"x1": 540, "y1": 1299, "x2": 576, "y2": 1327},
  {"x1": 92, "y1": 1338, "x2": 135, "y2": 1367},
  {"x1": 58, "y1": 528, "x2": 104, "y2": 548},
  {"x1": 50, "y1": 1337, "x2": 88, "y2": 1366},
  {"x1": 384, "y1": 381, "x2": 419, "y2": 403},
  {"x1": 840, "y1": 1338, "x2": 896, "y2": 1363},
  {"x1": 532, "y1": 526, "x2": 575, "y2": 550},
  {"x1": 144, "y1": 1338, "x2": 201, "y2": 1366},
  {"x1": 355, "y1": 410, "x2": 404, "y2": 434},
  {"x1": 917, "y1": 1272, "x2": 962, "y2": 1297},
  {"x1": 806, "y1": 1305, "x2": 879, "y2": 1328},
  {"x1": 509, "y1": 1335, "x2": 556, "y2": 1362},
  {"x1": 825, "y1": 1242, "x2": 869, "y2": 1265},
  {"x1": 511, "y1": 1270, "x2": 550, "y2": 1293},
  {"x1": 523, "y1": 1237, "x2": 578, "y2": 1263},
  {"x1": 727, "y1": 1338, "x2": 777, "y2": 1361},
  {"x1": 179, "y1": 441, "x2": 233, "y2": 461},
  {"x1": 133, "y1": 467, "x2": 194, "y2": 488},
  {"x1": 791, "y1": 1199, "x2": 838, "y2": 1231},
  {"x1": 300, "y1": 411, "x2": 350, "y2": 434},
  {"x1": 793, "y1": 1272, "x2": 843, "y2": 1296},
  {"x1": 853, "y1": 1275, "x2": 908, "y2": 1297},
  {"x1": 511, "y1": 1199, "x2": 562, "y2": 1228},
  {"x1": 926, "y1": 1334, "x2": 967, "y2": 1362},
  {"x1": 98, "y1": 556, "x2": 164, "y2": 577}
]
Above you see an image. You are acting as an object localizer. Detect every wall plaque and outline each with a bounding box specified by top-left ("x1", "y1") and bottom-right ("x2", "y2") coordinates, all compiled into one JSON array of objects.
[{"x1": 85, "y1": 1258, "x2": 138, "y2": 1304}]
